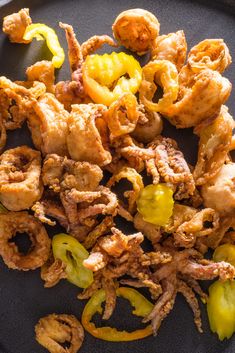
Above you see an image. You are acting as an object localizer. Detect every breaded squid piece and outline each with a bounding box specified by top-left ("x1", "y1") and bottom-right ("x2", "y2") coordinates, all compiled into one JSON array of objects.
[
  {"x1": 164, "y1": 204, "x2": 219, "y2": 248},
  {"x1": 201, "y1": 163, "x2": 235, "y2": 215},
  {"x1": 67, "y1": 103, "x2": 111, "y2": 166},
  {"x1": 193, "y1": 105, "x2": 235, "y2": 185},
  {"x1": 0, "y1": 212, "x2": 50, "y2": 271},
  {"x1": 2, "y1": 8, "x2": 32, "y2": 43},
  {"x1": 26, "y1": 61, "x2": 55, "y2": 93},
  {"x1": 42, "y1": 154, "x2": 103, "y2": 193},
  {"x1": 0, "y1": 76, "x2": 46, "y2": 130},
  {"x1": 165, "y1": 69, "x2": 231, "y2": 128},
  {"x1": 134, "y1": 212, "x2": 162, "y2": 246},
  {"x1": 35, "y1": 314, "x2": 84, "y2": 353},
  {"x1": 151, "y1": 30, "x2": 187, "y2": 71},
  {"x1": 0, "y1": 146, "x2": 43, "y2": 211},
  {"x1": 28, "y1": 93, "x2": 69, "y2": 156},
  {"x1": 188, "y1": 39, "x2": 232, "y2": 74},
  {"x1": 112, "y1": 8, "x2": 160, "y2": 55}
]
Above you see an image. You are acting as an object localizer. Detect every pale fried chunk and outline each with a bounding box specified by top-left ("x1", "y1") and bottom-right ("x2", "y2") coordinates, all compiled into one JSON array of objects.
[{"x1": 2, "y1": 8, "x2": 32, "y2": 43}]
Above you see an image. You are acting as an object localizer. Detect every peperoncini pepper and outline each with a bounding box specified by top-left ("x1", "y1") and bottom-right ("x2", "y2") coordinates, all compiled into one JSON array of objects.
[
  {"x1": 207, "y1": 280, "x2": 235, "y2": 340},
  {"x1": 137, "y1": 183, "x2": 174, "y2": 226},
  {"x1": 213, "y1": 244, "x2": 235, "y2": 267},
  {"x1": 82, "y1": 52, "x2": 142, "y2": 106},
  {"x1": 52, "y1": 233, "x2": 93, "y2": 288},
  {"x1": 23, "y1": 23, "x2": 65, "y2": 68},
  {"x1": 81, "y1": 287, "x2": 153, "y2": 341},
  {"x1": 207, "y1": 244, "x2": 235, "y2": 340}
]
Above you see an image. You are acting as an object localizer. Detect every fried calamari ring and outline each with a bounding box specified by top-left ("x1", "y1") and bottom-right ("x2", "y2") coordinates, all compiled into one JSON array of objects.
[
  {"x1": 0, "y1": 146, "x2": 43, "y2": 211},
  {"x1": 188, "y1": 39, "x2": 232, "y2": 74},
  {"x1": 0, "y1": 212, "x2": 50, "y2": 270},
  {"x1": 67, "y1": 103, "x2": 111, "y2": 166},
  {"x1": 35, "y1": 314, "x2": 84, "y2": 353},
  {"x1": 164, "y1": 69, "x2": 231, "y2": 128},
  {"x1": 2, "y1": 8, "x2": 32, "y2": 43},
  {"x1": 151, "y1": 30, "x2": 187, "y2": 71},
  {"x1": 28, "y1": 93, "x2": 69, "y2": 156},
  {"x1": 112, "y1": 8, "x2": 160, "y2": 55},
  {"x1": 105, "y1": 93, "x2": 139, "y2": 139},
  {"x1": 193, "y1": 105, "x2": 235, "y2": 185},
  {"x1": 139, "y1": 59, "x2": 178, "y2": 113},
  {"x1": 26, "y1": 60, "x2": 55, "y2": 93},
  {"x1": 107, "y1": 167, "x2": 144, "y2": 214}
]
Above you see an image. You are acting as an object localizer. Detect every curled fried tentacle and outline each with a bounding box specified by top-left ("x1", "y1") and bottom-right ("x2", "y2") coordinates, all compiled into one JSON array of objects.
[
  {"x1": 0, "y1": 146, "x2": 43, "y2": 211},
  {"x1": 188, "y1": 39, "x2": 232, "y2": 74},
  {"x1": 0, "y1": 212, "x2": 50, "y2": 271},
  {"x1": 107, "y1": 167, "x2": 144, "y2": 214},
  {"x1": 81, "y1": 35, "x2": 117, "y2": 59},
  {"x1": 193, "y1": 105, "x2": 235, "y2": 185},
  {"x1": 26, "y1": 60, "x2": 55, "y2": 93},
  {"x1": 201, "y1": 163, "x2": 235, "y2": 215},
  {"x1": 67, "y1": 104, "x2": 111, "y2": 166},
  {"x1": 35, "y1": 314, "x2": 84, "y2": 353},
  {"x1": 41, "y1": 256, "x2": 67, "y2": 288},
  {"x1": 104, "y1": 93, "x2": 139, "y2": 139},
  {"x1": 112, "y1": 8, "x2": 160, "y2": 55},
  {"x1": 151, "y1": 30, "x2": 187, "y2": 71},
  {"x1": 28, "y1": 93, "x2": 69, "y2": 156},
  {"x1": 165, "y1": 204, "x2": 219, "y2": 248},
  {"x1": 2, "y1": 8, "x2": 32, "y2": 43},
  {"x1": 139, "y1": 59, "x2": 179, "y2": 113}
]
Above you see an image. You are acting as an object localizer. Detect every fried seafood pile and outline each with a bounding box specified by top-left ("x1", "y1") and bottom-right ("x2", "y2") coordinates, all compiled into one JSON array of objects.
[{"x1": 1, "y1": 6, "x2": 235, "y2": 353}]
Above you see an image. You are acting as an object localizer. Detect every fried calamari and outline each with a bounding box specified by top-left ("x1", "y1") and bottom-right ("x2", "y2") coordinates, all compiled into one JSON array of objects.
[
  {"x1": 0, "y1": 212, "x2": 50, "y2": 270},
  {"x1": 0, "y1": 146, "x2": 43, "y2": 211},
  {"x1": 35, "y1": 314, "x2": 84, "y2": 353},
  {"x1": 112, "y1": 9, "x2": 160, "y2": 55},
  {"x1": 2, "y1": 8, "x2": 32, "y2": 43},
  {"x1": 26, "y1": 60, "x2": 55, "y2": 93}
]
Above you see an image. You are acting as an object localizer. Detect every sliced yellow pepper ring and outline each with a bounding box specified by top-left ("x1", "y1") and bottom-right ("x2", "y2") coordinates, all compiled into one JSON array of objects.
[
  {"x1": 81, "y1": 287, "x2": 153, "y2": 341},
  {"x1": 23, "y1": 23, "x2": 65, "y2": 68},
  {"x1": 52, "y1": 233, "x2": 93, "y2": 288},
  {"x1": 137, "y1": 183, "x2": 174, "y2": 226},
  {"x1": 207, "y1": 280, "x2": 235, "y2": 340},
  {"x1": 213, "y1": 244, "x2": 235, "y2": 267},
  {"x1": 82, "y1": 52, "x2": 142, "y2": 106}
]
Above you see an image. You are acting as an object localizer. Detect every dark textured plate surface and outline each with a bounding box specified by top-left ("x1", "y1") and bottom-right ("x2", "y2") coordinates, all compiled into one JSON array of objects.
[{"x1": 0, "y1": 0, "x2": 235, "y2": 352}]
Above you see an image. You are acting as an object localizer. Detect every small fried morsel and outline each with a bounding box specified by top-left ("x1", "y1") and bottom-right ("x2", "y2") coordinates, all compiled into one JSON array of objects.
[
  {"x1": 41, "y1": 255, "x2": 67, "y2": 288},
  {"x1": 193, "y1": 105, "x2": 234, "y2": 185},
  {"x1": 134, "y1": 212, "x2": 162, "y2": 246},
  {"x1": 35, "y1": 314, "x2": 84, "y2": 353},
  {"x1": 0, "y1": 212, "x2": 50, "y2": 270},
  {"x1": 0, "y1": 146, "x2": 43, "y2": 211},
  {"x1": 201, "y1": 163, "x2": 235, "y2": 215},
  {"x1": 0, "y1": 118, "x2": 7, "y2": 153},
  {"x1": 42, "y1": 154, "x2": 103, "y2": 193},
  {"x1": 105, "y1": 93, "x2": 139, "y2": 139},
  {"x1": 165, "y1": 69, "x2": 231, "y2": 128},
  {"x1": 151, "y1": 30, "x2": 187, "y2": 71},
  {"x1": 131, "y1": 107, "x2": 163, "y2": 144},
  {"x1": 107, "y1": 167, "x2": 144, "y2": 214},
  {"x1": 26, "y1": 60, "x2": 55, "y2": 93},
  {"x1": 139, "y1": 59, "x2": 179, "y2": 113},
  {"x1": 188, "y1": 39, "x2": 232, "y2": 74},
  {"x1": 2, "y1": 8, "x2": 32, "y2": 43},
  {"x1": 28, "y1": 93, "x2": 69, "y2": 156},
  {"x1": 112, "y1": 8, "x2": 160, "y2": 55},
  {"x1": 67, "y1": 104, "x2": 111, "y2": 166},
  {"x1": 82, "y1": 216, "x2": 114, "y2": 249}
]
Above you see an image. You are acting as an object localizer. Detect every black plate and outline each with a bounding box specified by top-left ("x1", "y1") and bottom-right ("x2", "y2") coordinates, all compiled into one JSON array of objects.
[{"x1": 0, "y1": 0, "x2": 235, "y2": 352}]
